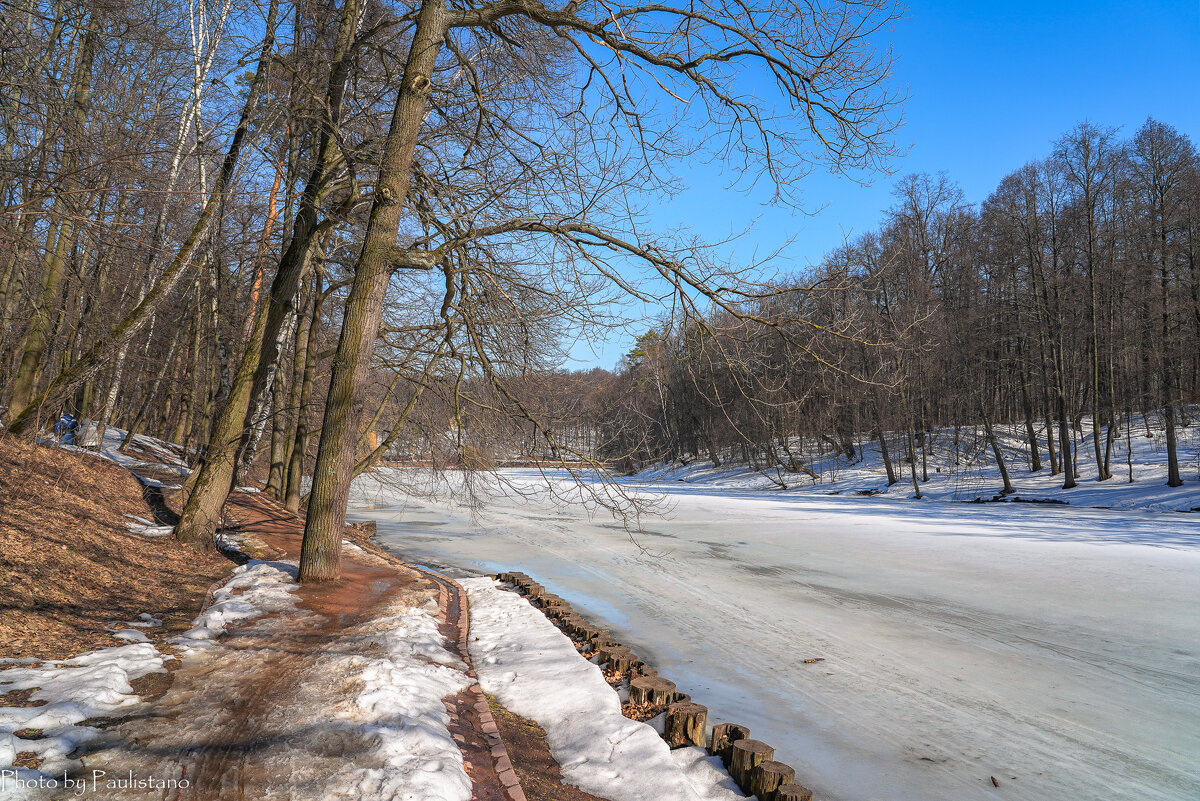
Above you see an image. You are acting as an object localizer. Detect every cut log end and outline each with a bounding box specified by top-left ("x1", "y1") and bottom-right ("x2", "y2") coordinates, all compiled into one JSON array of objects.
[
  {"x1": 664, "y1": 702, "x2": 708, "y2": 749},
  {"x1": 776, "y1": 783, "x2": 814, "y2": 801},
  {"x1": 730, "y1": 739, "x2": 775, "y2": 793},
  {"x1": 748, "y1": 760, "x2": 796, "y2": 800},
  {"x1": 709, "y1": 722, "x2": 751, "y2": 764}
]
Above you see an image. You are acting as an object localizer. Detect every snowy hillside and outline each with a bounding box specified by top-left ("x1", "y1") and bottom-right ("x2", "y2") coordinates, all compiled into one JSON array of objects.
[{"x1": 635, "y1": 412, "x2": 1200, "y2": 512}]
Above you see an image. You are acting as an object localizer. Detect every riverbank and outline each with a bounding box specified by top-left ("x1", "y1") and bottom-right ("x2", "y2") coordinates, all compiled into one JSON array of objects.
[{"x1": 348, "y1": 467, "x2": 1200, "y2": 801}]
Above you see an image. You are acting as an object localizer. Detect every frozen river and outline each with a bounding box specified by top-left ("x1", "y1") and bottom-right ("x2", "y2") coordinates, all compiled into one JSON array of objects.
[{"x1": 346, "y1": 470, "x2": 1200, "y2": 801}]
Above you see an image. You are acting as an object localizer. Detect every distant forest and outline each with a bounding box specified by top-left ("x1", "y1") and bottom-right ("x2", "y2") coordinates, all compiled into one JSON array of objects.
[{"x1": 505, "y1": 121, "x2": 1200, "y2": 490}]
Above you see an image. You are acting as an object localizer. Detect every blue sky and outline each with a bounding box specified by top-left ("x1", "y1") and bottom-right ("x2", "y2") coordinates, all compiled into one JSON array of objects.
[{"x1": 564, "y1": 0, "x2": 1200, "y2": 369}]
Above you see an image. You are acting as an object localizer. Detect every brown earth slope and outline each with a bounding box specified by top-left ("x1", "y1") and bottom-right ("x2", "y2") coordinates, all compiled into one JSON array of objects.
[{"x1": 0, "y1": 435, "x2": 233, "y2": 659}]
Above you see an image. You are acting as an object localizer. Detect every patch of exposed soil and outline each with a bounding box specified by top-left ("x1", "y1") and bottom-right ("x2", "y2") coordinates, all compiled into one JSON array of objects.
[
  {"x1": 486, "y1": 694, "x2": 609, "y2": 801},
  {"x1": 71, "y1": 491, "x2": 442, "y2": 801},
  {"x1": 0, "y1": 687, "x2": 46, "y2": 707},
  {"x1": 0, "y1": 435, "x2": 234, "y2": 659}
]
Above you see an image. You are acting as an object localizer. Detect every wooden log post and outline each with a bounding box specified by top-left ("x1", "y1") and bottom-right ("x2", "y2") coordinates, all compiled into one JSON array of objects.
[
  {"x1": 730, "y1": 740, "x2": 774, "y2": 793},
  {"x1": 664, "y1": 702, "x2": 708, "y2": 749},
  {"x1": 609, "y1": 649, "x2": 638, "y2": 674},
  {"x1": 748, "y1": 761, "x2": 796, "y2": 801},
  {"x1": 709, "y1": 722, "x2": 750, "y2": 763},
  {"x1": 649, "y1": 678, "x2": 677, "y2": 705},
  {"x1": 560, "y1": 613, "x2": 586, "y2": 633},
  {"x1": 525, "y1": 583, "x2": 545, "y2": 599},
  {"x1": 595, "y1": 641, "x2": 624, "y2": 662},
  {"x1": 629, "y1": 675, "x2": 658, "y2": 706},
  {"x1": 632, "y1": 663, "x2": 657, "y2": 678},
  {"x1": 593, "y1": 636, "x2": 619, "y2": 652},
  {"x1": 575, "y1": 623, "x2": 604, "y2": 642},
  {"x1": 598, "y1": 644, "x2": 633, "y2": 671},
  {"x1": 776, "y1": 784, "x2": 813, "y2": 801}
]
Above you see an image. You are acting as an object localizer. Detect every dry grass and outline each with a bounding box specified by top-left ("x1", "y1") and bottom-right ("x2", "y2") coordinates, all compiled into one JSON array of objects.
[
  {"x1": 0, "y1": 435, "x2": 234, "y2": 660},
  {"x1": 486, "y1": 694, "x2": 609, "y2": 801}
]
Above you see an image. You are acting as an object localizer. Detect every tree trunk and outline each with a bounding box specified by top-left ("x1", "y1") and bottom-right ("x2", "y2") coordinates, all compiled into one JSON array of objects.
[
  {"x1": 285, "y1": 272, "x2": 325, "y2": 511},
  {"x1": 1161, "y1": 232, "x2": 1183, "y2": 486},
  {"x1": 1044, "y1": 412, "x2": 1059, "y2": 475},
  {"x1": 175, "y1": 294, "x2": 272, "y2": 547},
  {"x1": 5, "y1": 0, "x2": 277, "y2": 437},
  {"x1": 299, "y1": 0, "x2": 447, "y2": 582},
  {"x1": 981, "y1": 408, "x2": 1014, "y2": 495},
  {"x1": 269, "y1": 276, "x2": 315, "y2": 499},
  {"x1": 6, "y1": 12, "x2": 100, "y2": 422},
  {"x1": 1058, "y1": 395, "x2": 1076, "y2": 489},
  {"x1": 906, "y1": 426, "x2": 922, "y2": 499},
  {"x1": 240, "y1": 0, "x2": 368, "y2": 447},
  {"x1": 876, "y1": 428, "x2": 896, "y2": 485}
]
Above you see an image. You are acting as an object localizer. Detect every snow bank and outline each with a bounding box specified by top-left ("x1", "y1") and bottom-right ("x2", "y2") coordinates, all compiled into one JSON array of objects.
[
  {"x1": 169, "y1": 561, "x2": 299, "y2": 655},
  {"x1": 55, "y1": 423, "x2": 191, "y2": 485},
  {"x1": 337, "y1": 599, "x2": 474, "y2": 801},
  {"x1": 0, "y1": 643, "x2": 166, "y2": 796},
  {"x1": 462, "y1": 577, "x2": 748, "y2": 801}
]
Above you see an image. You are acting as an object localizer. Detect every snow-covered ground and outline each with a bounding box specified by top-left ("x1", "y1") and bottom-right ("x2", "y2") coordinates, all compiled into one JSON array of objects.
[
  {"x1": 349, "y1": 469, "x2": 1200, "y2": 801},
  {"x1": 60, "y1": 422, "x2": 191, "y2": 480},
  {"x1": 637, "y1": 413, "x2": 1200, "y2": 513},
  {"x1": 331, "y1": 598, "x2": 474, "y2": 801},
  {"x1": 463, "y1": 577, "x2": 748, "y2": 801},
  {"x1": 0, "y1": 560, "x2": 298, "y2": 800}
]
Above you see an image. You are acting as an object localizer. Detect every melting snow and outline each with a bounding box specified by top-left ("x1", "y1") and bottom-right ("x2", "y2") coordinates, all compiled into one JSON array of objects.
[{"x1": 463, "y1": 577, "x2": 749, "y2": 801}]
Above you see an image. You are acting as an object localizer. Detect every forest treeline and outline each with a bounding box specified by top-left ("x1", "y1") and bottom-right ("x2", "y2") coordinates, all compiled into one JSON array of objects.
[
  {"x1": 539, "y1": 120, "x2": 1198, "y2": 493},
  {"x1": 2, "y1": 0, "x2": 1193, "y2": 591},
  {"x1": 0, "y1": 0, "x2": 905, "y2": 579}
]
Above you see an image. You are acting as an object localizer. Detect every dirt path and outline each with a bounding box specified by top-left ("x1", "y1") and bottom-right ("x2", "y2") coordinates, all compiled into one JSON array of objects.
[{"x1": 67, "y1": 491, "x2": 526, "y2": 801}]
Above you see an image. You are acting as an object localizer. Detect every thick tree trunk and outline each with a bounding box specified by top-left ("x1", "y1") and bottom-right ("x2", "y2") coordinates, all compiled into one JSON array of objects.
[
  {"x1": 175, "y1": 296, "x2": 272, "y2": 547},
  {"x1": 1161, "y1": 236, "x2": 1184, "y2": 487},
  {"x1": 285, "y1": 272, "x2": 325, "y2": 511},
  {"x1": 268, "y1": 277, "x2": 314, "y2": 499},
  {"x1": 239, "y1": 0, "x2": 367, "y2": 452},
  {"x1": 299, "y1": 0, "x2": 447, "y2": 582},
  {"x1": 1044, "y1": 412, "x2": 1059, "y2": 475},
  {"x1": 1058, "y1": 396, "x2": 1076, "y2": 489},
  {"x1": 906, "y1": 426, "x2": 922, "y2": 499}
]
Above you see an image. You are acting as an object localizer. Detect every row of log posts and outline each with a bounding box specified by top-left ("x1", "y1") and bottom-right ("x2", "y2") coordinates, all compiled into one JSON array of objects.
[{"x1": 496, "y1": 571, "x2": 817, "y2": 801}]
